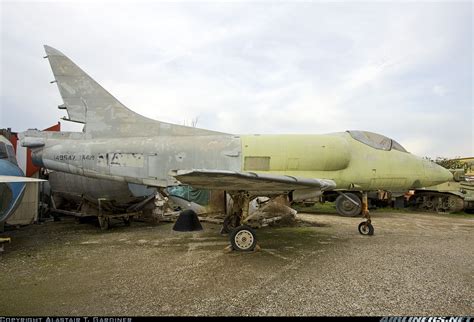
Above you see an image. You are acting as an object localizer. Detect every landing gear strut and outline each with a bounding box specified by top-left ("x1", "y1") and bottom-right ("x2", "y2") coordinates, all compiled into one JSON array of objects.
[
  {"x1": 221, "y1": 213, "x2": 241, "y2": 234},
  {"x1": 358, "y1": 192, "x2": 374, "y2": 236}
]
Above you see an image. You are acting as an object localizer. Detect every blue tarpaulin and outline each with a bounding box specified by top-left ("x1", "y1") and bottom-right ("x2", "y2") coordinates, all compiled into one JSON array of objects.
[{"x1": 167, "y1": 186, "x2": 210, "y2": 206}]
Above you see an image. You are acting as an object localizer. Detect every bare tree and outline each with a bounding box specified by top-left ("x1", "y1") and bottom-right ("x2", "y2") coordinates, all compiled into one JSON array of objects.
[
  {"x1": 183, "y1": 116, "x2": 199, "y2": 127},
  {"x1": 191, "y1": 117, "x2": 199, "y2": 128}
]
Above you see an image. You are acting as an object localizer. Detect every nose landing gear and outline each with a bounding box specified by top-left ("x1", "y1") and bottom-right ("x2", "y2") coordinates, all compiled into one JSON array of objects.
[
  {"x1": 358, "y1": 221, "x2": 374, "y2": 235},
  {"x1": 358, "y1": 192, "x2": 374, "y2": 236}
]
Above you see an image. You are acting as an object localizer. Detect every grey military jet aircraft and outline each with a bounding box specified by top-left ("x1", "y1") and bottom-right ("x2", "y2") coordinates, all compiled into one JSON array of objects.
[{"x1": 20, "y1": 46, "x2": 452, "y2": 251}]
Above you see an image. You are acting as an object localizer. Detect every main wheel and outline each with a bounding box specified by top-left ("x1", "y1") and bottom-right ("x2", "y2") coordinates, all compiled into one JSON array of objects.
[
  {"x1": 230, "y1": 225, "x2": 257, "y2": 251},
  {"x1": 358, "y1": 222, "x2": 374, "y2": 235},
  {"x1": 335, "y1": 193, "x2": 362, "y2": 217}
]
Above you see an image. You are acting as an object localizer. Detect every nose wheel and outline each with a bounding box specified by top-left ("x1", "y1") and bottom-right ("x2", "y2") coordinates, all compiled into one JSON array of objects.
[
  {"x1": 358, "y1": 192, "x2": 374, "y2": 236},
  {"x1": 358, "y1": 221, "x2": 374, "y2": 235}
]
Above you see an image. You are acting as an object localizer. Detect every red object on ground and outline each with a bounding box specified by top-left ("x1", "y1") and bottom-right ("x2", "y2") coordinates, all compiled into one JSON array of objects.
[{"x1": 25, "y1": 122, "x2": 61, "y2": 177}]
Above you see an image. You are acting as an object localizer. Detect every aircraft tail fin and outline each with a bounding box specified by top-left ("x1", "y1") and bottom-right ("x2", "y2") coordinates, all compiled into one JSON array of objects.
[{"x1": 44, "y1": 45, "x2": 226, "y2": 137}]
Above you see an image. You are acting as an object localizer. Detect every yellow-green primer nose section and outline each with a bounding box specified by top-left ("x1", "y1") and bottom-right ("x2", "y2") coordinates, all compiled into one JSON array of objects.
[{"x1": 422, "y1": 160, "x2": 453, "y2": 187}]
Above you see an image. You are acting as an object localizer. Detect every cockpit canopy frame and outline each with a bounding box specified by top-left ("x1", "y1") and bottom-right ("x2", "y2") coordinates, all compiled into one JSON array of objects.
[
  {"x1": 347, "y1": 130, "x2": 408, "y2": 153},
  {"x1": 0, "y1": 140, "x2": 18, "y2": 165}
]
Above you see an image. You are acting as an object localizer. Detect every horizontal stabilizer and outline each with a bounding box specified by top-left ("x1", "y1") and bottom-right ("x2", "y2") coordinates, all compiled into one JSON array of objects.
[
  {"x1": 21, "y1": 136, "x2": 45, "y2": 148},
  {"x1": 171, "y1": 169, "x2": 336, "y2": 192}
]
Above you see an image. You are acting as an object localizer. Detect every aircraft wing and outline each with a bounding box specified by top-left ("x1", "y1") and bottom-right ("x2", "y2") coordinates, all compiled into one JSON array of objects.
[
  {"x1": 0, "y1": 176, "x2": 47, "y2": 183},
  {"x1": 171, "y1": 169, "x2": 336, "y2": 192}
]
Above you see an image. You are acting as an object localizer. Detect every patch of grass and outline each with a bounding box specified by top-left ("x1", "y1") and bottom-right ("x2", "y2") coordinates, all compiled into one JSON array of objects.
[
  {"x1": 291, "y1": 201, "x2": 474, "y2": 219},
  {"x1": 442, "y1": 211, "x2": 474, "y2": 218},
  {"x1": 370, "y1": 207, "x2": 413, "y2": 213},
  {"x1": 258, "y1": 225, "x2": 329, "y2": 245},
  {"x1": 373, "y1": 207, "x2": 474, "y2": 217},
  {"x1": 292, "y1": 202, "x2": 338, "y2": 214}
]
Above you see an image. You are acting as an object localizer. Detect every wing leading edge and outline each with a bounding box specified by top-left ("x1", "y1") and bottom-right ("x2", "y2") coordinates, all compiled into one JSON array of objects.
[{"x1": 171, "y1": 169, "x2": 336, "y2": 192}]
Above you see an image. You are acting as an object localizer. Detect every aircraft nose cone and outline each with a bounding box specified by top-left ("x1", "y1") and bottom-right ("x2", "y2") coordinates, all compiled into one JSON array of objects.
[
  {"x1": 440, "y1": 166, "x2": 454, "y2": 183},
  {"x1": 423, "y1": 161, "x2": 453, "y2": 186}
]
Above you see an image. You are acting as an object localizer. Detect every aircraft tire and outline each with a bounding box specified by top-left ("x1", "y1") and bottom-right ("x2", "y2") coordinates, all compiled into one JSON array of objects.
[
  {"x1": 358, "y1": 222, "x2": 374, "y2": 235},
  {"x1": 335, "y1": 193, "x2": 362, "y2": 217},
  {"x1": 230, "y1": 225, "x2": 257, "y2": 251}
]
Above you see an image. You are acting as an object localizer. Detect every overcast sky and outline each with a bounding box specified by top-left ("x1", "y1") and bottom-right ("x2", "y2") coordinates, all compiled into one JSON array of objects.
[{"x1": 1, "y1": 1, "x2": 472, "y2": 158}]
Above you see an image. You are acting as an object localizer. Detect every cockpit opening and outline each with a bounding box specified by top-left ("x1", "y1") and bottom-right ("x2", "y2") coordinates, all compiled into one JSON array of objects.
[
  {"x1": 0, "y1": 141, "x2": 18, "y2": 165},
  {"x1": 0, "y1": 142, "x2": 8, "y2": 160},
  {"x1": 347, "y1": 130, "x2": 408, "y2": 153}
]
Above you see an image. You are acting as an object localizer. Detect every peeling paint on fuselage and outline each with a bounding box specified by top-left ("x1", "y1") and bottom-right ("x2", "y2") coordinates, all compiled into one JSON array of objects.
[{"x1": 32, "y1": 134, "x2": 241, "y2": 187}]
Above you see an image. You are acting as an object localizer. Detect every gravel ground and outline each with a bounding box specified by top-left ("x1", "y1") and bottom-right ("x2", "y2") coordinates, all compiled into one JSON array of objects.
[{"x1": 1, "y1": 211, "x2": 473, "y2": 316}]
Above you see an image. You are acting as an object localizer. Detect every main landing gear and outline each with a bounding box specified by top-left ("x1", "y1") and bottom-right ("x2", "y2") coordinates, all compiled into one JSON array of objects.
[
  {"x1": 222, "y1": 192, "x2": 260, "y2": 252},
  {"x1": 223, "y1": 191, "x2": 375, "y2": 251}
]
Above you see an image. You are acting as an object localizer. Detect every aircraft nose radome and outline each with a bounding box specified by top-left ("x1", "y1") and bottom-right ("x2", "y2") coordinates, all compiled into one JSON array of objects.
[
  {"x1": 421, "y1": 160, "x2": 453, "y2": 187},
  {"x1": 441, "y1": 166, "x2": 453, "y2": 182},
  {"x1": 432, "y1": 164, "x2": 453, "y2": 185}
]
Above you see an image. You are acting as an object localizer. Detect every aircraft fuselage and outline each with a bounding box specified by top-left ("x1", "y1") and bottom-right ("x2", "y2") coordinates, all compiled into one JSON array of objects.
[
  {"x1": 28, "y1": 131, "x2": 451, "y2": 193},
  {"x1": 0, "y1": 139, "x2": 27, "y2": 227}
]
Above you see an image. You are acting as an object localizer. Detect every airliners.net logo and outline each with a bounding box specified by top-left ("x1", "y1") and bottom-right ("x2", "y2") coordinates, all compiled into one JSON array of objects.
[{"x1": 380, "y1": 317, "x2": 472, "y2": 322}]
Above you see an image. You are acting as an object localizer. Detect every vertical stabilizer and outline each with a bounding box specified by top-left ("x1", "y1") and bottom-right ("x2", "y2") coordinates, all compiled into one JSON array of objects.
[{"x1": 44, "y1": 45, "x2": 227, "y2": 137}]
